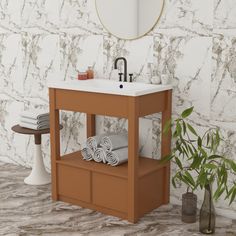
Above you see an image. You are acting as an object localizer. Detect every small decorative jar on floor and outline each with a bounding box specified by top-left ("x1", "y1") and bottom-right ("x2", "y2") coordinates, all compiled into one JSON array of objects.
[{"x1": 182, "y1": 191, "x2": 197, "y2": 223}]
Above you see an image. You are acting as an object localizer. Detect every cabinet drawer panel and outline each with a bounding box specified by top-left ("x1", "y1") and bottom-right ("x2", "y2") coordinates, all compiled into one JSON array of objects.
[
  {"x1": 57, "y1": 165, "x2": 90, "y2": 202},
  {"x1": 92, "y1": 173, "x2": 127, "y2": 213},
  {"x1": 138, "y1": 169, "x2": 164, "y2": 216}
]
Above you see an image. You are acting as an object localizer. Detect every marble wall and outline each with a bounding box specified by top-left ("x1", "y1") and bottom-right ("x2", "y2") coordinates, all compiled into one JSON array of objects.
[{"x1": 0, "y1": 0, "x2": 236, "y2": 218}]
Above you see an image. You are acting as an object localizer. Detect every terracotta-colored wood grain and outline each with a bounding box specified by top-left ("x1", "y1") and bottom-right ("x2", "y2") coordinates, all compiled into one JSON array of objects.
[
  {"x1": 87, "y1": 114, "x2": 96, "y2": 138},
  {"x1": 58, "y1": 195, "x2": 128, "y2": 220},
  {"x1": 49, "y1": 87, "x2": 172, "y2": 223},
  {"x1": 57, "y1": 165, "x2": 90, "y2": 202},
  {"x1": 161, "y1": 90, "x2": 172, "y2": 204},
  {"x1": 128, "y1": 97, "x2": 139, "y2": 223},
  {"x1": 57, "y1": 151, "x2": 167, "y2": 179},
  {"x1": 49, "y1": 88, "x2": 61, "y2": 201},
  {"x1": 138, "y1": 92, "x2": 165, "y2": 116},
  {"x1": 138, "y1": 169, "x2": 164, "y2": 217},
  {"x1": 92, "y1": 172, "x2": 128, "y2": 212},
  {"x1": 55, "y1": 89, "x2": 129, "y2": 118}
]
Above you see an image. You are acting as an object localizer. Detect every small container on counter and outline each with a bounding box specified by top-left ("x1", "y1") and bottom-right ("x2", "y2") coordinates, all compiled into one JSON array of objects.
[
  {"x1": 86, "y1": 66, "x2": 94, "y2": 79},
  {"x1": 78, "y1": 72, "x2": 88, "y2": 80}
]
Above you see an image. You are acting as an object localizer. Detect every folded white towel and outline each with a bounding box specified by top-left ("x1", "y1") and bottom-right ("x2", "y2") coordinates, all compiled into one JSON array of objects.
[
  {"x1": 94, "y1": 148, "x2": 107, "y2": 163},
  {"x1": 81, "y1": 147, "x2": 93, "y2": 161},
  {"x1": 106, "y1": 147, "x2": 128, "y2": 166},
  {"x1": 20, "y1": 110, "x2": 49, "y2": 120},
  {"x1": 20, "y1": 117, "x2": 49, "y2": 125},
  {"x1": 101, "y1": 133, "x2": 128, "y2": 151},
  {"x1": 19, "y1": 121, "x2": 49, "y2": 130}
]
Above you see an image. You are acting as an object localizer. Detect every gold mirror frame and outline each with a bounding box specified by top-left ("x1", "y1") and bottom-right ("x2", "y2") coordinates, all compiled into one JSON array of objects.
[{"x1": 95, "y1": 0, "x2": 165, "y2": 41}]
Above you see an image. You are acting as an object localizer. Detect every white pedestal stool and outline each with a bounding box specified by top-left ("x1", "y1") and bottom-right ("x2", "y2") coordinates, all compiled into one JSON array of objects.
[{"x1": 12, "y1": 125, "x2": 62, "y2": 185}]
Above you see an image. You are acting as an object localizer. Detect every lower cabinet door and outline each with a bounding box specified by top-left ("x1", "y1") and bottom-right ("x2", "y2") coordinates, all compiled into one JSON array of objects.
[
  {"x1": 92, "y1": 173, "x2": 127, "y2": 213},
  {"x1": 57, "y1": 164, "x2": 90, "y2": 203}
]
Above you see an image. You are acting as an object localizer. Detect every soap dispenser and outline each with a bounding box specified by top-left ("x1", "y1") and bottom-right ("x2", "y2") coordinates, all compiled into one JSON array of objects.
[{"x1": 86, "y1": 66, "x2": 94, "y2": 79}]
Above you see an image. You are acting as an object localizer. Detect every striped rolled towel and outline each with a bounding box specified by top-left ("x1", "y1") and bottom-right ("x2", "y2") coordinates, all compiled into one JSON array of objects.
[
  {"x1": 100, "y1": 133, "x2": 128, "y2": 151},
  {"x1": 93, "y1": 148, "x2": 107, "y2": 163},
  {"x1": 81, "y1": 147, "x2": 93, "y2": 161},
  {"x1": 106, "y1": 147, "x2": 128, "y2": 166},
  {"x1": 86, "y1": 134, "x2": 105, "y2": 152}
]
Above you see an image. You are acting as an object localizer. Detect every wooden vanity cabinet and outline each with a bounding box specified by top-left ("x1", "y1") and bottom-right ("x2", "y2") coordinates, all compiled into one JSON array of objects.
[{"x1": 49, "y1": 88, "x2": 172, "y2": 223}]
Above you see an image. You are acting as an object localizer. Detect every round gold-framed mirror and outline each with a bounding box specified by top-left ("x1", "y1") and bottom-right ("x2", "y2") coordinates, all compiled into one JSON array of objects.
[{"x1": 96, "y1": 0, "x2": 164, "y2": 40}]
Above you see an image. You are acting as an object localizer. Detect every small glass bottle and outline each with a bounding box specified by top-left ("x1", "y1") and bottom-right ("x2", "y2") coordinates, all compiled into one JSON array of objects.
[{"x1": 86, "y1": 66, "x2": 94, "y2": 79}]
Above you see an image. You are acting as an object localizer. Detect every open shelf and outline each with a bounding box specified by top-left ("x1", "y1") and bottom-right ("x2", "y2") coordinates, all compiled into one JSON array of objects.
[{"x1": 56, "y1": 151, "x2": 167, "y2": 179}]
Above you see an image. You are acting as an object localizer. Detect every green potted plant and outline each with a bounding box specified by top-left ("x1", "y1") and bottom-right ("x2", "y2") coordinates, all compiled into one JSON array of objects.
[{"x1": 163, "y1": 107, "x2": 236, "y2": 234}]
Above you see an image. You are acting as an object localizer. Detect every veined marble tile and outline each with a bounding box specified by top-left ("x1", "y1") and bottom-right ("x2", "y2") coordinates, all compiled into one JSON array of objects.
[
  {"x1": 217, "y1": 126, "x2": 236, "y2": 209},
  {"x1": 155, "y1": 0, "x2": 213, "y2": 36},
  {"x1": 60, "y1": 111, "x2": 86, "y2": 155},
  {"x1": 154, "y1": 35, "x2": 212, "y2": 123},
  {"x1": 98, "y1": 116, "x2": 155, "y2": 159},
  {"x1": 152, "y1": 118, "x2": 162, "y2": 160},
  {"x1": 22, "y1": 33, "x2": 60, "y2": 103},
  {"x1": 0, "y1": 34, "x2": 23, "y2": 101},
  {"x1": 0, "y1": 0, "x2": 22, "y2": 33},
  {"x1": 60, "y1": 34, "x2": 103, "y2": 81},
  {"x1": 101, "y1": 116, "x2": 127, "y2": 134},
  {"x1": 0, "y1": 99, "x2": 27, "y2": 166},
  {"x1": 103, "y1": 35, "x2": 153, "y2": 83},
  {"x1": 214, "y1": 0, "x2": 236, "y2": 35},
  {"x1": 21, "y1": 0, "x2": 59, "y2": 33},
  {"x1": 139, "y1": 118, "x2": 153, "y2": 159},
  {"x1": 211, "y1": 36, "x2": 236, "y2": 123},
  {"x1": 59, "y1": 0, "x2": 103, "y2": 35},
  {"x1": 0, "y1": 162, "x2": 235, "y2": 235}
]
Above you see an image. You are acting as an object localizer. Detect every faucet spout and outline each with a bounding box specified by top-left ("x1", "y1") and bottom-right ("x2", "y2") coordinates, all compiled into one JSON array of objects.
[{"x1": 114, "y1": 57, "x2": 127, "y2": 82}]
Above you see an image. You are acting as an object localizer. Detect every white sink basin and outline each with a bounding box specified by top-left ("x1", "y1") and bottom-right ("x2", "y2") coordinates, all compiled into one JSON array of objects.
[{"x1": 48, "y1": 79, "x2": 172, "y2": 97}]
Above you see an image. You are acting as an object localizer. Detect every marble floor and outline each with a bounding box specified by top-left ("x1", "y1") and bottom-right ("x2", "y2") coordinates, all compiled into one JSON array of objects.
[{"x1": 0, "y1": 162, "x2": 235, "y2": 236}]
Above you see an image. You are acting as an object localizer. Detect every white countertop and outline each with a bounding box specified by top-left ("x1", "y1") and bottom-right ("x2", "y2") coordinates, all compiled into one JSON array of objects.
[{"x1": 48, "y1": 79, "x2": 172, "y2": 97}]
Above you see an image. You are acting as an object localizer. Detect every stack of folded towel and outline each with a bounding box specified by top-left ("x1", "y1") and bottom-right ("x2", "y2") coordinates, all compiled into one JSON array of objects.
[
  {"x1": 19, "y1": 110, "x2": 50, "y2": 130},
  {"x1": 81, "y1": 133, "x2": 129, "y2": 166}
]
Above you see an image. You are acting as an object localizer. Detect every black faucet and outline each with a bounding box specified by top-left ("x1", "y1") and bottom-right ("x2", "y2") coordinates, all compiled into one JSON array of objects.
[{"x1": 114, "y1": 57, "x2": 127, "y2": 82}]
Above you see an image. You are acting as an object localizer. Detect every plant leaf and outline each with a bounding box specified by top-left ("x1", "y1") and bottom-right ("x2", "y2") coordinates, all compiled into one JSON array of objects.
[
  {"x1": 187, "y1": 124, "x2": 197, "y2": 136},
  {"x1": 197, "y1": 137, "x2": 202, "y2": 147},
  {"x1": 175, "y1": 157, "x2": 183, "y2": 170},
  {"x1": 207, "y1": 133, "x2": 210, "y2": 146},
  {"x1": 184, "y1": 171, "x2": 195, "y2": 187},
  {"x1": 214, "y1": 185, "x2": 225, "y2": 200},
  {"x1": 203, "y1": 163, "x2": 218, "y2": 170},
  {"x1": 182, "y1": 121, "x2": 187, "y2": 134},
  {"x1": 176, "y1": 140, "x2": 182, "y2": 154},
  {"x1": 199, "y1": 147, "x2": 207, "y2": 158},
  {"x1": 208, "y1": 155, "x2": 223, "y2": 160},
  {"x1": 172, "y1": 178, "x2": 177, "y2": 188},
  {"x1": 163, "y1": 119, "x2": 172, "y2": 134},
  {"x1": 181, "y1": 107, "x2": 194, "y2": 118},
  {"x1": 161, "y1": 154, "x2": 173, "y2": 163},
  {"x1": 229, "y1": 187, "x2": 236, "y2": 205},
  {"x1": 226, "y1": 159, "x2": 236, "y2": 173},
  {"x1": 190, "y1": 155, "x2": 202, "y2": 169},
  {"x1": 197, "y1": 171, "x2": 207, "y2": 188},
  {"x1": 225, "y1": 186, "x2": 234, "y2": 200},
  {"x1": 176, "y1": 122, "x2": 182, "y2": 136}
]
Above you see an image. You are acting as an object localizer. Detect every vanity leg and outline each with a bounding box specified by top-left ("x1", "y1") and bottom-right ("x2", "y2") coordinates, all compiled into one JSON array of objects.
[
  {"x1": 87, "y1": 114, "x2": 96, "y2": 137},
  {"x1": 161, "y1": 90, "x2": 172, "y2": 204},
  {"x1": 128, "y1": 97, "x2": 139, "y2": 223},
  {"x1": 49, "y1": 88, "x2": 61, "y2": 201}
]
